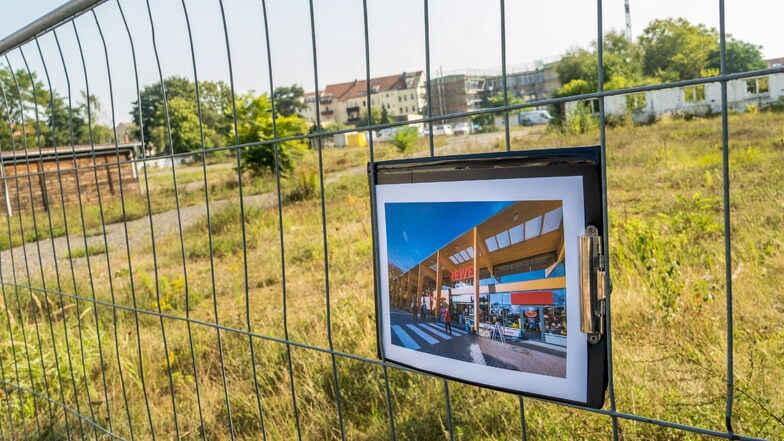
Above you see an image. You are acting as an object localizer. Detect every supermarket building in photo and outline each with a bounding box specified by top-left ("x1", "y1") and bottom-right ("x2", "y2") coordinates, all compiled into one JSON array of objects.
[{"x1": 388, "y1": 200, "x2": 567, "y2": 347}]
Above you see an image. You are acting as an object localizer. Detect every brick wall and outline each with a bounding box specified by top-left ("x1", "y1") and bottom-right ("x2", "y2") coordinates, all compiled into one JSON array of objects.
[{"x1": 0, "y1": 150, "x2": 140, "y2": 215}]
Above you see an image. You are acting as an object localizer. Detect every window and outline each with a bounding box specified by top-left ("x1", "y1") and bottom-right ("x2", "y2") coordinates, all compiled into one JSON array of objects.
[
  {"x1": 541, "y1": 207, "x2": 563, "y2": 234},
  {"x1": 485, "y1": 236, "x2": 499, "y2": 252},
  {"x1": 683, "y1": 85, "x2": 705, "y2": 102},
  {"x1": 495, "y1": 230, "x2": 511, "y2": 248},
  {"x1": 579, "y1": 98, "x2": 600, "y2": 114},
  {"x1": 524, "y1": 216, "x2": 542, "y2": 240},
  {"x1": 625, "y1": 93, "x2": 646, "y2": 111},
  {"x1": 746, "y1": 77, "x2": 769, "y2": 95},
  {"x1": 493, "y1": 252, "x2": 556, "y2": 278},
  {"x1": 509, "y1": 224, "x2": 524, "y2": 244}
]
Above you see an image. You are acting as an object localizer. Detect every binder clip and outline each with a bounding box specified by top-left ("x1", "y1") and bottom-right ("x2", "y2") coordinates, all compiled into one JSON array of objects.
[{"x1": 579, "y1": 225, "x2": 607, "y2": 344}]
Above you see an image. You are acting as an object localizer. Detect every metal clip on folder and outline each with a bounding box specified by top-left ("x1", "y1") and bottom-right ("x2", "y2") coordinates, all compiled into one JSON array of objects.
[{"x1": 579, "y1": 225, "x2": 607, "y2": 344}]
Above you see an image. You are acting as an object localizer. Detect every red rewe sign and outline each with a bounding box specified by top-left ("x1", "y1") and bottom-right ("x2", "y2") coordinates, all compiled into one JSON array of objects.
[{"x1": 451, "y1": 267, "x2": 474, "y2": 282}]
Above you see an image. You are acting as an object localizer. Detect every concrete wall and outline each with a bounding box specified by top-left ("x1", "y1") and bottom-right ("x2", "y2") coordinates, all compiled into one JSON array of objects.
[{"x1": 565, "y1": 73, "x2": 784, "y2": 122}]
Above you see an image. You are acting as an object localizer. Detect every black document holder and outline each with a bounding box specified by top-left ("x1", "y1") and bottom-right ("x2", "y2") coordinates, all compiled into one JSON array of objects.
[{"x1": 369, "y1": 146, "x2": 608, "y2": 409}]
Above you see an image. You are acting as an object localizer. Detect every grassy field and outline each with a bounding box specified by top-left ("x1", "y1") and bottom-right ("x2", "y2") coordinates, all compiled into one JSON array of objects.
[{"x1": 0, "y1": 112, "x2": 782, "y2": 440}]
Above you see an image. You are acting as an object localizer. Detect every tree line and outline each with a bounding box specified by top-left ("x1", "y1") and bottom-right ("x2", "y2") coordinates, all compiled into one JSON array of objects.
[
  {"x1": 0, "y1": 68, "x2": 309, "y2": 176},
  {"x1": 554, "y1": 18, "x2": 767, "y2": 98},
  {"x1": 0, "y1": 68, "x2": 114, "y2": 152}
]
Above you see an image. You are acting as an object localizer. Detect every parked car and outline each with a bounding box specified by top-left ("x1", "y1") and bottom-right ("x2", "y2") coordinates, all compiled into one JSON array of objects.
[
  {"x1": 518, "y1": 110, "x2": 552, "y2": 126},
  {"x1": 453, "y1": 122, "x2": 470, "y2": 135},
  {"x1": 425, "y1": 124, "x2": 452, "y2": 136},
  {"x1": 375, "y1": 127, "x2": 400, "y2": 142}
]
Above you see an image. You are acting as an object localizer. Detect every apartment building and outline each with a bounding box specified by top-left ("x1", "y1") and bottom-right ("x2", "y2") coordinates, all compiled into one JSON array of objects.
[{"x1": 303, "y1": 71, "x2": 425, "y2": 126}]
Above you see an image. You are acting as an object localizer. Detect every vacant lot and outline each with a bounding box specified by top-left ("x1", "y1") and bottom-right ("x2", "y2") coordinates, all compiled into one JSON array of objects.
[{"x1": 0, "y1": 112, "x2": 782, "y2": 440}]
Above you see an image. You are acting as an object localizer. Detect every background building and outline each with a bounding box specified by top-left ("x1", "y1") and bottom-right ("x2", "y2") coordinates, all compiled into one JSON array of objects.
[
  {"x1": 484, "y1": 60, "x2": 560, "y2": 102},
  {"x1": 303, "y1": 71, "x2": 425, "y2": 126},
  {"x1": 426, "y1": 74, "x2": 486, "y2": 121}
]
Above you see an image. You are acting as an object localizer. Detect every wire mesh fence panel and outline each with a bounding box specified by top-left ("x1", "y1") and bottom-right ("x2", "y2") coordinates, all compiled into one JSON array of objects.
[{"x1": 0, "y1": 0, "x2": 782, "y2": 439}]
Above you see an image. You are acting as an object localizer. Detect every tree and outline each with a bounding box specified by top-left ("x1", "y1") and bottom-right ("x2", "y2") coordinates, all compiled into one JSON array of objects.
[
  {"x1": 390, "y1": 126, "x2": 418, "y2": 153},
  {"x1": 470, "y1": 113, "x2": 495, "y2": 133},
  {"x1": 150, "y1": 97, "x2": 215, "y2": 154},
  {"x1": 707, "y1": 39, "x2": 767, "y2": 74},
  {"x1": 356, "y1": 108, "x2": 383, "y2": 127},
  {"x1": 380, "y1": 105, "x2": 392, "y2": 125},
  {"x1": 230, "y1": 92, "x2": 308, "y2": 176},
  {"x1": 601, "y1": 30, "x2": 644, "y2": 83},
  {"x1": 485, "y1": 93, "x2": 526, "y2": 113},
  {"x1": 0, "y1": 67, "x2": 98, "y2": 150},
  {"x1": 556, "y1": 47, "x2": 596, "y2": 85},
  {"x1": 638, "y1": 18, "x2": 718, "y2": 82},
  {"x1": 130, "y1": 76, "x2": 229, "y2": 153},
  {"x1": 550, "y1": 79, "x2": 596, "y2": 124},
  {"x1": 272, "y1": 84, "x2": 307, "y2": 117},
  {"x1": 557, "y1": 30, "x2": 643, "y2": 88}
]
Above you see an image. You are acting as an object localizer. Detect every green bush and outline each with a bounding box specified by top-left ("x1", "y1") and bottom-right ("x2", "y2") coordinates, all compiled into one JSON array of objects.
[{"x1": 390, "y1": 126, "x2": 419, "y2": 153}]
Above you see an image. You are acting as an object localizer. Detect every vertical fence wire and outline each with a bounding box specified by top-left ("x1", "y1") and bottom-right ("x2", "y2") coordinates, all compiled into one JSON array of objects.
[
  {"x1": 18, "y1": 46, "x2": 66, "y2": 438},
  {"x1": 176, "y1": 1, "x2": 219, "y2": 438},
  {"x1": 2, "y1": 57, "x2": 47, "y2": 439},
  {"x1": 71, "y1": 22, "x2": 120, "y2": 433},
  {"x1": 25, "y1": 40, "x2": 76, "y2": 440},
  {"x1": 303, "y1": 2, "x2": 347, "y2": 439},
  {"x1": 139, "y1": 1, "x2": 187, "y2": 436},
  {"x1": 90, "y1": 12, "x2": 139, "y2": 438},
  {"x1": 594, "y1": 1, "x2": 620, "y2": 439},
  {"x1": 499, "y1": 0, "x2": 511, "y2": 152},
  {"x1": 51, "y1": 27, "x2": 103, "y2": 440},
  {"x1": 0, "y1": 0, "x2": 780, "y2": 439},
  {"x1": 717, "y1": 0, "x2": 736, "y2": 435},
  {"x1": 361, "y1": 2, "x2": 398, "y2": 439},
  {"x1": 423, "y1": 0, "x2": 435, "y2": 156},
  {"x1": 110, "y1": 3, "x2": 158, "y2": 436},
  {"x1": 215, "y1": 1, "x2": 264, "y2": 437}
]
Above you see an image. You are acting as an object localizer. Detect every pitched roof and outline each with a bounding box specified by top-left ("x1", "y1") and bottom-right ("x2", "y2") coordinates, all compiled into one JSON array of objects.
[{"x1": 316, "y1": 71, "x2": 423, "y2": 102}]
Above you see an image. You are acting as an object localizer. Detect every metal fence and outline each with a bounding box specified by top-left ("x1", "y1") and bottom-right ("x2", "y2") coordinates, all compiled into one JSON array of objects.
[{"x1": 0, "y1": 0, "x2": 782, "y2": 439}]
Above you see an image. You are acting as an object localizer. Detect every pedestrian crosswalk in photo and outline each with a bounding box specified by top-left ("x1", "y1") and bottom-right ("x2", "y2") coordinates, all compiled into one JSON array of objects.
[{"x1": 391, "y1": 322, "x2": 469, "y2": 350}]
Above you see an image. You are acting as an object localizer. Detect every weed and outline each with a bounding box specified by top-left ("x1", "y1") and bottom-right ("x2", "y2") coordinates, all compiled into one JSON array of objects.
[{"x1": 64, "y1": 243, "x2": 108, "y2": 259}]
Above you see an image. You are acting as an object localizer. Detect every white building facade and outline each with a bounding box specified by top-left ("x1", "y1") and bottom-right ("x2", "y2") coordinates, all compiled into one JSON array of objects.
[
  {"x1": 302, "y1": 71, "x2": 425, "y2": 126},
  {"x1": 565, "y1": 73, "x2": 784, "y2": 122}
]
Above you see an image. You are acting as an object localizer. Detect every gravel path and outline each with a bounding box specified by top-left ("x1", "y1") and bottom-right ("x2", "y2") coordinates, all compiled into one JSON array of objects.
[
  {"x1": 0, "y1": 130, "x2": 524, "y2": 285},
  {"x1": 0, "y1": 191, "x2": 277, "y2": 286}
]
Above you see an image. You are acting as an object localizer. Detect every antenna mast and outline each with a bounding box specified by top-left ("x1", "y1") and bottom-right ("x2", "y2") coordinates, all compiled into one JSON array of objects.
[{"x1": 624, "y1": 0, "x2": 632, "y2": 41}]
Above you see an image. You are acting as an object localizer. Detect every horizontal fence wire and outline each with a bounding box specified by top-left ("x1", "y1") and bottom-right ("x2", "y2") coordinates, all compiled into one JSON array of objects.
[{"x1": 0, "y1": 0, "x2": 780, "y2": 439}]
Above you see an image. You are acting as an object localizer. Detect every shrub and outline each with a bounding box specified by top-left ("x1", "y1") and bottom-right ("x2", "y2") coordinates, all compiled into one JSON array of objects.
[
  {"x1": 287, "y1": 168, "x2": 319, "y2": 202},
  {"x1": 390, "y1": 126, "x2": 419, "y2": 153}
]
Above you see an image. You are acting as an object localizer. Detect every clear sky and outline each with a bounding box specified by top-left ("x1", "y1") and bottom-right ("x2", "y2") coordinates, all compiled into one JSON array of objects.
[
  {"x1": 2, "y1": 0, "x2": 782, "y2": 125},
  {"x1": 385, "y1": 201, "x2": 513, "y2": 271}
]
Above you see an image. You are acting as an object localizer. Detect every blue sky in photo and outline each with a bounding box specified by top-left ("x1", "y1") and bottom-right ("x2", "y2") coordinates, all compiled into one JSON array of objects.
[{"x1": 385, "y1": 201, "x2": 514, "y2": 271}]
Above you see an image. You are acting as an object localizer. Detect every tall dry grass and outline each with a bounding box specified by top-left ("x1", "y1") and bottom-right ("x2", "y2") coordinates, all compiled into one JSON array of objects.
[{"x1": 0, "y1": 112, "x2": 781, "y2": 439}]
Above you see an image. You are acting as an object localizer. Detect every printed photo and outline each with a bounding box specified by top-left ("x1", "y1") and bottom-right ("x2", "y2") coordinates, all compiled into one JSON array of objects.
[
  {"x1": 385, "y1": 200, "x2": 567, "y2": 378},
  {"x1": 375, "y1": 176, "x2": 588, "y2": 403}
]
